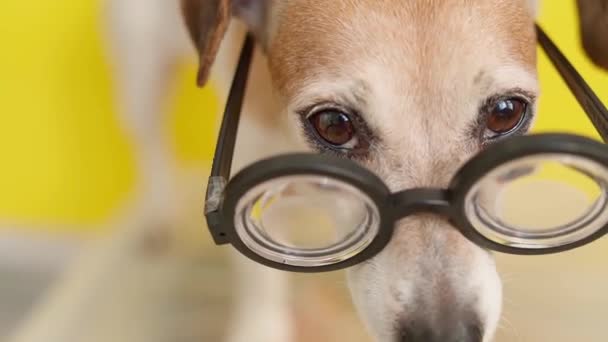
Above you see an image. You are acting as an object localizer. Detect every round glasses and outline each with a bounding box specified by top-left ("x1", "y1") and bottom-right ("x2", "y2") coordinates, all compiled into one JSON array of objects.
[
  {"x1": 203, "y1": 25, "x2": 608, "y2": 272},
  {"x1": 212, "y1": 134, "x2": 608, "y2": 271}
]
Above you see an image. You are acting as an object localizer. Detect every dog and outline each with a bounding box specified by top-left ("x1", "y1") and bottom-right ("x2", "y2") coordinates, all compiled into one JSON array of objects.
[{"x1": 104, "y1": 1, "x2": 608, "y2": 341}]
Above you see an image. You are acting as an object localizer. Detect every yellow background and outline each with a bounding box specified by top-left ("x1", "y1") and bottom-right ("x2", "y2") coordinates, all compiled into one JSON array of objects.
[{"x1": 0, "y1": 0, "x2": 606, "y2": 233}]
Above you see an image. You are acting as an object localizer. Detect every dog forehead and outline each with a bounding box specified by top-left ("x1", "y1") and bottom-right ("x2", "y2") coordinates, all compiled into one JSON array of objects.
[{"x1": 267, "y1": 0, "x2": 536, "y2": 98}]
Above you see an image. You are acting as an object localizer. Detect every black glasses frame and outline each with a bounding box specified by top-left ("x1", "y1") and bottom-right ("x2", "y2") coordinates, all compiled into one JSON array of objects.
[{"x1": 204, "y1": 24, "x2": 608, "y2": 273}]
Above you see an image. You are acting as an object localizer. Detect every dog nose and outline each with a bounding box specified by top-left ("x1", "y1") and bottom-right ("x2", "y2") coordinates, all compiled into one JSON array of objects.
[{"x1": 397, "y1": 316, "x2": 483, "y2": 342}]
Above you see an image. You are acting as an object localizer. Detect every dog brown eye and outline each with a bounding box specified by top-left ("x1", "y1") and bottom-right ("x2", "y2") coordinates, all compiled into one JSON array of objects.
[
  {"x1": 308, "y1": 110, "x2": 355, "y2": 146},
  {"x1": 486, "y1": 98, "x2": 527, "y2": 134}
]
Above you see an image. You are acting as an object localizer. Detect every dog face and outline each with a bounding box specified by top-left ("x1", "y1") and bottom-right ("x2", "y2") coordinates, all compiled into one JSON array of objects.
[{"x1": 183, "y1": 1, "x2": 539, "y2": 341}]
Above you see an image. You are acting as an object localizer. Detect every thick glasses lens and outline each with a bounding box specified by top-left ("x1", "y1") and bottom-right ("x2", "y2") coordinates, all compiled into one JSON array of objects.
[
  {"x1": 465, "y1": 154, "x2": 608, "y2": 249},
  {"x1": 233, "y1": 175, "x2": 380, "y2": 267}
]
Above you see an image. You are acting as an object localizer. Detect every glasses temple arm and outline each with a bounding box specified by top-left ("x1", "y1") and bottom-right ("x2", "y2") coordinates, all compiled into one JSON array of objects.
[
  {"x1": 536, "y1": 24, "x2": 608, "y2": 142},
  {"x1": 210, "y1": 33, "x2": 255, "y2": 179},
  {"x1": 205, "y1": 33, "x2": 255, "y2": 219}
]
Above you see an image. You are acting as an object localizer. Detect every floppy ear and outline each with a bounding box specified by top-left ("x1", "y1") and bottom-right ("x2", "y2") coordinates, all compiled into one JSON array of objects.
[
  {"x1": 577, "y1": 0, "x2": 608, "y2": 70},
  {"x1": 181, "y1": 0, "x2": 231, "y2": 86}
]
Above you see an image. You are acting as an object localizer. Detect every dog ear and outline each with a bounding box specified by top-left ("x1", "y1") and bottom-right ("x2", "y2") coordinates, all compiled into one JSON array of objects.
[
  {"x1": 577, "y1": 0, "x2": 608, "y2": 70},
  {"x1": 181, "y1": 0, "x2": 231, "y2": 86}
]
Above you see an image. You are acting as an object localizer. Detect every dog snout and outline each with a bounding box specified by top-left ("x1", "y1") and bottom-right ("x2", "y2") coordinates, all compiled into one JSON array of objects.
[
  {"x1": 347, "y1": 216, "x2": 502, "y2": 342},
  {"x1": 397, "y1": 315, "x2": 483, "y2": 342}
]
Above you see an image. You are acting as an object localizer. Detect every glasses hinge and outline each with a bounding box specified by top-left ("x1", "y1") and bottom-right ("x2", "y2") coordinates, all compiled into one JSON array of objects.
[{"x1": 205, "y1": 176, "x2": 227, "y2": 214}]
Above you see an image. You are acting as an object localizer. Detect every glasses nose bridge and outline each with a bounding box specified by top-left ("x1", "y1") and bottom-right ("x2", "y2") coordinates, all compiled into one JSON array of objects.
[{"x1": 388, "y1": 188, "x2": 452, "y2": 220}]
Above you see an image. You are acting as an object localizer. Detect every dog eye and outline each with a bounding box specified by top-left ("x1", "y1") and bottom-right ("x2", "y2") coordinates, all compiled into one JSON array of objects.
[
  {"x1": 486, "y1": 98, "x2": 528, "y2": 135},
  {"x1": 308, "y1": 109, "x2": 356, "y2": 147}
]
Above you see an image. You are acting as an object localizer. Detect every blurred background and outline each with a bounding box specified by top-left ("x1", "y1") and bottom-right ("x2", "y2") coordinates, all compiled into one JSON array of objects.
[{"x1": 0, "y1": 0, "x2": 607, "y2": 341}]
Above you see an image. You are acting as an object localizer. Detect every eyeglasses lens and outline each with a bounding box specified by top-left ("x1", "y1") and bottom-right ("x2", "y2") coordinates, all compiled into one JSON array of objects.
[
  {"x1": 465, "y1": 154, "x2": 608, "y2": 249},
  {"x1": 234, "y1": 175, "x2": 380, "y2": 266}
]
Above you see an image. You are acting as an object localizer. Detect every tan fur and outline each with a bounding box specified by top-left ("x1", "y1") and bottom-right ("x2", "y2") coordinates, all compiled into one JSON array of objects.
[
  {"x1": 269, "y1": 0, "x2": 536, "y2": 99},
  {"x1": 577, "y1": 0, "x2": 608, "y2": 69},
  {"x1": 181, "y1": 0, "x2": 231, "y2": 85}
]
